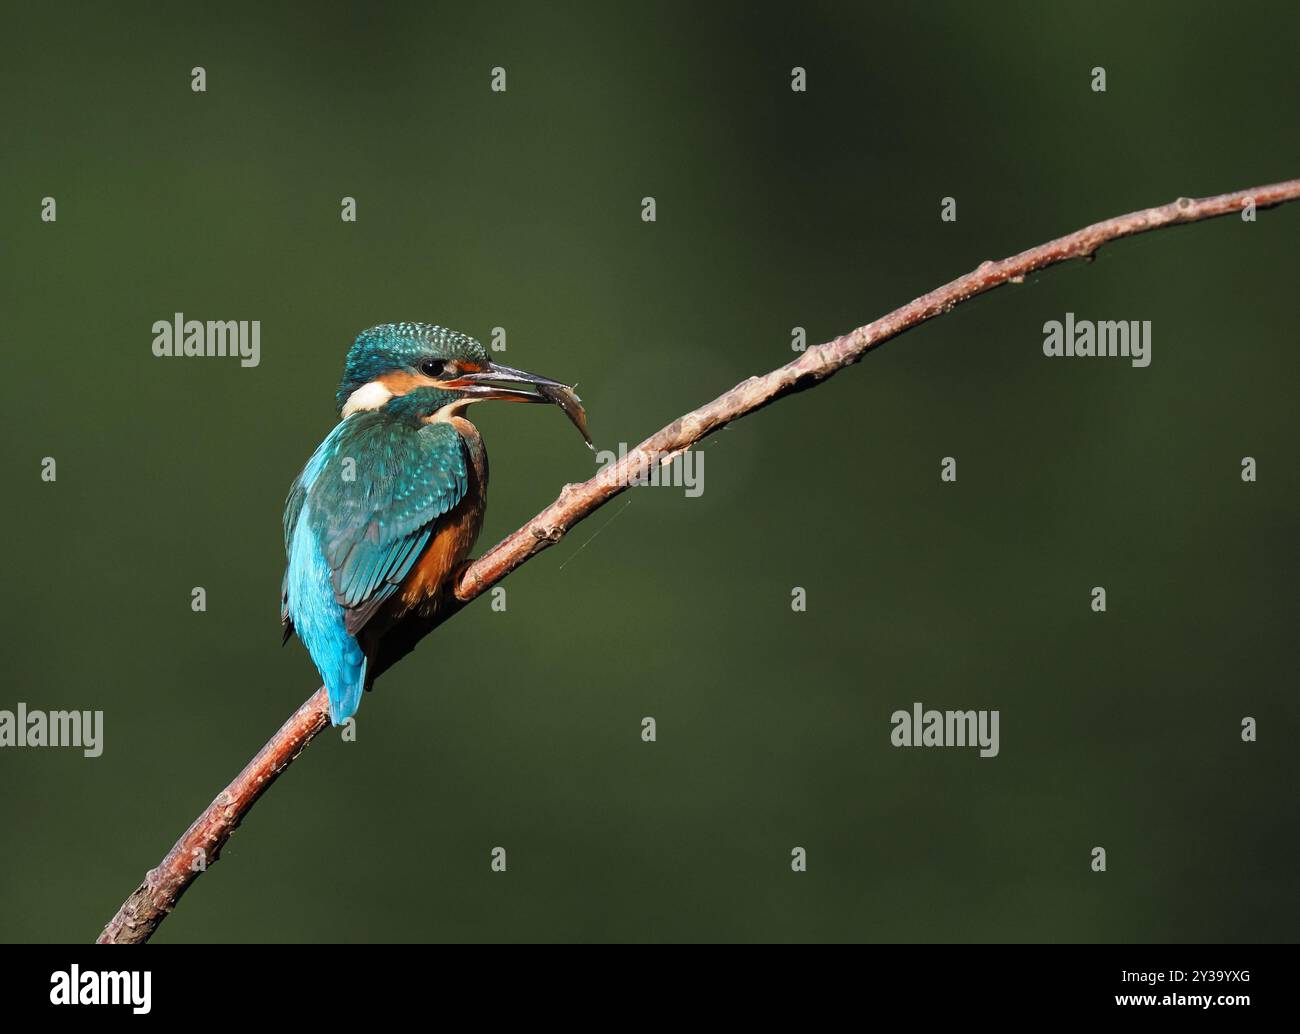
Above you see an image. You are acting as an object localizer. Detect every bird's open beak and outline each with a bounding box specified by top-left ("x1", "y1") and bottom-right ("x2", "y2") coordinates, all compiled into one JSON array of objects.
[{"x1": 451, "y1": 362, "x2": 594, "y2": 449}]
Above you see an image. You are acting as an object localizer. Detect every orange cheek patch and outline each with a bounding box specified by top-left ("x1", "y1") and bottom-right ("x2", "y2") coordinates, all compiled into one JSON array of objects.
[
  {"x1": 378, "y1": 363, "x2": 486, "y2": 395},
  {"x1": 377, "y1": 370, "x2": 441, "y2": 394}
]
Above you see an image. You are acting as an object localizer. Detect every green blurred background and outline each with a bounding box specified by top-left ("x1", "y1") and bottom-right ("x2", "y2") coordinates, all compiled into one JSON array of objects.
[{"x1": 3, "y1": 1, "x2": 1297, "y2": 943}]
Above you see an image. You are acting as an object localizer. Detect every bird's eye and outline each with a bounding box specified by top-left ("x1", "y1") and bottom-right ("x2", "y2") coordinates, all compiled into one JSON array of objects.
[{"x1": 419, "y1": 359, "x2": 447, "y2": 378}]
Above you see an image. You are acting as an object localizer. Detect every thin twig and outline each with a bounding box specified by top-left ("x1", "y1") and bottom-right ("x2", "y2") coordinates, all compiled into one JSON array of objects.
[{"x1": 96, "y1": 178, "x2": 1300, "y2": 944}]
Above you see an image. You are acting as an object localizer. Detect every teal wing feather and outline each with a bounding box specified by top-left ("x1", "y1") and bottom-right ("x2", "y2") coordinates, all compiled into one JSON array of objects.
[
  {"x1": 281, "y1": 467, "x2": 311, "y2": 640},
  {"x1": 305, "y1": 414, "x2": 468, "y2": 636}
]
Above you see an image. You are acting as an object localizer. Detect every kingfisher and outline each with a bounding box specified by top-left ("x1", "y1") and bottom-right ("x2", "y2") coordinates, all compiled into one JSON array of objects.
[{"x1": 282, "y1": 322, "x2": 592, "y2": 725}]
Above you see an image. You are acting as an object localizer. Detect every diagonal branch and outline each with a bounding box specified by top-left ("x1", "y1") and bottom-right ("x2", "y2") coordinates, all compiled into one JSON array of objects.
[{"x1": 96, "y1": 178, "x2": 1300, "y2": 944}]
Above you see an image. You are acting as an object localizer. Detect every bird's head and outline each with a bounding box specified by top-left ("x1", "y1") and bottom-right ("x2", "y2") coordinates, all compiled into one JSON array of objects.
[{"x1": 335, "y1": 322, "x2": 592, "y2": 446}]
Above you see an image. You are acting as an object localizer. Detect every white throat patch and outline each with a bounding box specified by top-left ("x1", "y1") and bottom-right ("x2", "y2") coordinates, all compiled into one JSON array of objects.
[{"x1": 341, "y1": 380, "x2": 394, "y2": 417}]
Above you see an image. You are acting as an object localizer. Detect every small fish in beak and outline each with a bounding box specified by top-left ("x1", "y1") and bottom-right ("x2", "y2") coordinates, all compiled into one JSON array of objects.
[
  {"x1": 535, "y1": 381, "x2": 593, "y2": 450},
  {"x1": 455, "y1": 361, "x2": 594, "y2": 449}
]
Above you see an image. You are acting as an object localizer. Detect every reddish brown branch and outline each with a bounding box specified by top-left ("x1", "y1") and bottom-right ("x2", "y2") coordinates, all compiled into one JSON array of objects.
[
  {"x1": 97, "y1": 690, "x2": 330, "y2": 943},
  {"x1": 97, "y1": 178, "x2": 1300, "y2": 943}
]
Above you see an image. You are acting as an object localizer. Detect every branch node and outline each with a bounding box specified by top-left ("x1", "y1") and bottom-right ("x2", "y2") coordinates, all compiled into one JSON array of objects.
[{"x1": 530, "y1": 522, "x2": 564, "y2": 544}]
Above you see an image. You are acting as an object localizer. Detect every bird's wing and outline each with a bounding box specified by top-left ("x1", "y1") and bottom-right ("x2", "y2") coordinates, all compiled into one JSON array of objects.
[
  {"x1": 281, "y1": 424, "x2": 330, "y2": 642},
  {"x1": 303, "y1": 414, "x2": 469, "y2": 636},
  {"x1": 280, "y1": 476, "x2": 308, "y2": 639}
]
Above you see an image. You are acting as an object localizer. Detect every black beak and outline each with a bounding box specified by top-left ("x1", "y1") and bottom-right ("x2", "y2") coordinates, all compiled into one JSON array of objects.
[{"x1": 455, "y1": 362, "x2": 593, "y2": 448}]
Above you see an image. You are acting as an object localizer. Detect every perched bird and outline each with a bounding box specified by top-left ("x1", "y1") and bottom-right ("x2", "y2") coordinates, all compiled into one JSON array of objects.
[{"x1": 282, "y1": 323, "x2": 591, "y2": 724}]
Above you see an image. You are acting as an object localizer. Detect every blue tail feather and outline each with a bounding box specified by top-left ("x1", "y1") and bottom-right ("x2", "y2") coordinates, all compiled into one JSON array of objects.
[{"x1": 287, "y1": 503, "x2": 368, "y2": 725}]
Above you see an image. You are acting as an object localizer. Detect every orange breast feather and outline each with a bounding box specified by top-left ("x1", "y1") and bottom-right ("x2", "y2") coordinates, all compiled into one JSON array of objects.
[{"x1": 398, "y1": 493, "x2": 484, "y2": 608}]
